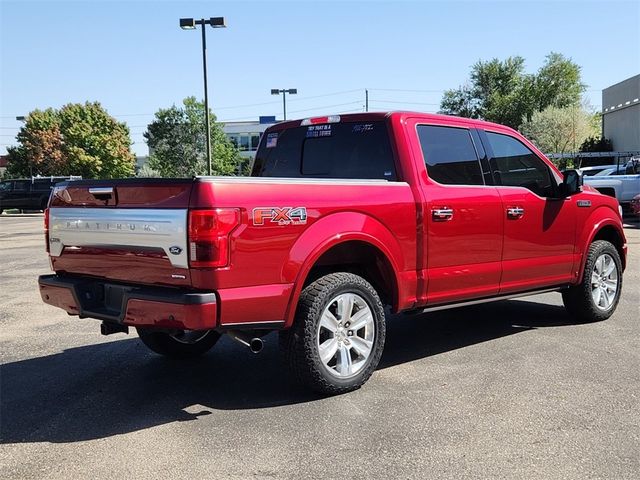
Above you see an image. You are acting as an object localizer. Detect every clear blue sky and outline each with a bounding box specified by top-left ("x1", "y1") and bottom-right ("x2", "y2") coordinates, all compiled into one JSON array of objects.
[{"x1": 1, "y1": 0, "x2": 639, "y2": 156}]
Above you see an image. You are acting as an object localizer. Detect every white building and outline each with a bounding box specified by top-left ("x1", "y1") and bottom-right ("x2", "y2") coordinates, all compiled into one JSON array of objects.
[
  {"x1": 602, "y1": 74, "x2": 640, "y2": 151},
  {"x1": 222, "y1": 116, "x2": 278, "y2": 159}
]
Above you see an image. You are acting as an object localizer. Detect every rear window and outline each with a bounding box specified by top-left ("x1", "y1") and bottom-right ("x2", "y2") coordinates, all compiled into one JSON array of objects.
[
  {"x1": 417, "y1": 125, "x2": 483, "y2": 185},
  {"x1": 252, "y1": 121, "x2": 397, "y2": 180}
]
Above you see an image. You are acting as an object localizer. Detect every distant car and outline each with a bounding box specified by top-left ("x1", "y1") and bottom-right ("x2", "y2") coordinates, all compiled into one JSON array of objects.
[
  {"x1": 577, "y1": 164, "x2": 625, "y2": 176},
  {"x1": 578, "y1": 165, "x2": 613, "y2": 176},
  {"x1": 592, "y1": 167, "x2": 624, "y2": 177},
  {"x1": 631, "y1": 194, "x2": 640, "y2": 215},
  {"x1": 0, "y1": 176, "x2": 81, "y2": 214}
]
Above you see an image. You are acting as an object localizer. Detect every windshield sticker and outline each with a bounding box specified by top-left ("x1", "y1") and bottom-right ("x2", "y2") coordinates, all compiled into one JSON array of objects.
[
  {"x1": 352, "y1": 124, "x2": 374, "y2": 133},
  {"x1": 266, "y1": 133, "x2": 278, "y2": 148},
  {"x1": 306, "y1": 125, "x2": 332, "y2": 138}
]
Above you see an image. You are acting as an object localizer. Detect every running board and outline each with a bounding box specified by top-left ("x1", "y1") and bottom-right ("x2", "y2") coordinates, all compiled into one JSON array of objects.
[{"x1": 411, "y1": 287, "x2": 566, "y2": 314}]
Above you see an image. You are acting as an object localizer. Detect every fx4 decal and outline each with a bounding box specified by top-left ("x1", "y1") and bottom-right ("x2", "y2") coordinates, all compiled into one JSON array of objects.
[{"x1": 253, "y1": 207, "x2": 308, "y2": 226}]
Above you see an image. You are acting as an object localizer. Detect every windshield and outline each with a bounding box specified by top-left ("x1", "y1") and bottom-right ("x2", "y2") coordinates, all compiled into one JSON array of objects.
[{"x1": 252, "y1": 121, "x2": 397, "y2": 180}]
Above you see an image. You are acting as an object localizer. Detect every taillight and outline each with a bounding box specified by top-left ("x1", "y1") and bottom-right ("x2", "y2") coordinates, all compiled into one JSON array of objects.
[
  {"x1": 44, "y1": 208, "x2": 50, "y2": 253},
  {"x1": 188, "y1": 208, "x2": 240, "y2": 268}
]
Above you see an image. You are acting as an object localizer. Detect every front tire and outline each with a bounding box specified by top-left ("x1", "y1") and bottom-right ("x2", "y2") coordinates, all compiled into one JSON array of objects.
[
  {"x1": 280, "y1": 272, "x2": 386, "y2": 395},
  {"x1": 562, "y1": 240, "x2": 623, "y2": 322},
  {"x1": 136, "y1": 328, "x2": 220, "y2": 358}
]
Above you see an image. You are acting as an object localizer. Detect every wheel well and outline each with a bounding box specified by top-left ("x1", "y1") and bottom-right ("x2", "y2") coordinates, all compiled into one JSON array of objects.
[
  {"x1": 593, "y1": 225, "x2": 625, "y2": 269},
  {"x1": 303, "y1": 241, "x2": 398, "y2": 309},
  {"x1": 595, "y1": 187, "x2": 616, "y2": 198}
]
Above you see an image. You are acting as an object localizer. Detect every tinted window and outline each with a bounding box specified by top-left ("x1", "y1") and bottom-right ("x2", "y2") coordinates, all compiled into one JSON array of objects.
[
  {"x1": 0, "y1": 182, "x2": 12, "y2": 192},
  {"x1": 33, "y1": 180, "x2": 53, "y2": 191},
  {"x1": 485, "y1": 132, "x2": 554, "y2": 197},
  {"x1": 13, "y1": 181, "x2": 28, "y2": 192},
  {"x1": 417, "y1": 125, "x2": 483, "y2": 185},
  {"x1": 252, "y1": 121, "x2": 396, "y2": 180}
]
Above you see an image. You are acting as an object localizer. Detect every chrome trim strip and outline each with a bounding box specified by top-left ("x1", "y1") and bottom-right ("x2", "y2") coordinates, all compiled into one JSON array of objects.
[
  {"x1": 197, "y1": 177, "x2": 408, "y2": 186},
  {"x1": 48, "y1": 208, "x2": 189, "y2": 268},
  {"x1": 217, "y1": 320, "x2": 285, "y2": 331},
  {"x1": 417, "y1": 287, "x2": 565, "y2": 313}
]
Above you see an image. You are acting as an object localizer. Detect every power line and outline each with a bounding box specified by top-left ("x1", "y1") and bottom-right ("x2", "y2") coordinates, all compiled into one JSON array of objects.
[
  {"x1": 369, "y1": 88, "x2": 446, "y2": 93},
  {"x1": 370, "y1": 99, "x2": 440, "y2": 106},
  {"x1": 287, "y1": 89, "x2": 362, "y2": 102},
  {"x1": 287, "y1": 101, "x2": 362, "y2": 115}
]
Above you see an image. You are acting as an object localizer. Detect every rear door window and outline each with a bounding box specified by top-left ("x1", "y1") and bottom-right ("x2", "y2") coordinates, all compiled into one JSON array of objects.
[
  {"x1": 252, "y1": 121, "x2": 397, "y2": 180},
  {"x1": 417, "y1": 125, "x2": 484, "y2": 185}
]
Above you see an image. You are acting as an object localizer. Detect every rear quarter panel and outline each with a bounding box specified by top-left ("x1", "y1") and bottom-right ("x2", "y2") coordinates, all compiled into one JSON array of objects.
[
  {"x1": 190, "y1": 178, "x2": 417, "y2": 288},
  {"x1": 189, "y1": 178, "x2": 418, "y2": 324}
]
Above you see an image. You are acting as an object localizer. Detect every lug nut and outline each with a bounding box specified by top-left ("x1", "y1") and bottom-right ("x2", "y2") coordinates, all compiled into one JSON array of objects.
[{"x1": 347, "y1": 331, "x2": 353, "y2": 336}]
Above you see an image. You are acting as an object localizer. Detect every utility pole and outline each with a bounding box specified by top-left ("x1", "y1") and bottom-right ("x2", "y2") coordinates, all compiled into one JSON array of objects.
[{"x1": 365, "y1": 89, "x2": 369, "y2": 112}]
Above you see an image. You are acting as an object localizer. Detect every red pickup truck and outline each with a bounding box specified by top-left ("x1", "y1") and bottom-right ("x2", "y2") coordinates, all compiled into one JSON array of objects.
[{"x1": 39, "y1": 112, "x2": 627, "y2": 394}]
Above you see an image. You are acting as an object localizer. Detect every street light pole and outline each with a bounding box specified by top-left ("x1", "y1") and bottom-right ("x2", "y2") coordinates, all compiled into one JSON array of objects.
[
  {"x1": 271, "y1": 88, "x2": 297, "y2": 121},
  {"x1": 200, "y1": 23, "x2": 212, "y2": 175},
  {"x1": 180, "y1": 17, "x2": 226, "y2": 176}
]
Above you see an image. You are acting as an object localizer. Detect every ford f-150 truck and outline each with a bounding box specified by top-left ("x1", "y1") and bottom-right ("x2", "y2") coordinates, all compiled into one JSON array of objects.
[{"x1": 38, "y1": 112, "x2": 627, "y2": 394}]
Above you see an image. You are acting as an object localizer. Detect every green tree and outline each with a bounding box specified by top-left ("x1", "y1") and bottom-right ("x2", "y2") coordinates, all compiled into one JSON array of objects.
[
  {"x1": 520, "y1": 106, "x2": 598, "y2": 168},
  {"x1": 6, "y1": 102, "x2": 135, "y2": 178},
  {"x1": 580, "y1": 136, "x2": 613, "y2": 153},
  {"x1": 145, "y1": 97, "x2": 241, "y2": 177},
  {"x1": 440, "y1": 52, "x2": 585, "y2": 130}
]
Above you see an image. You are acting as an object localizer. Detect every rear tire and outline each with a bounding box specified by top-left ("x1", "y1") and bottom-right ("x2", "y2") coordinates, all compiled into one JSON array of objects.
[
  {"x1": 136, "y1": 328, "x2": 220, "y2": 358},
  {"x1": 280, "y1": 272, "x2": 386, "y2": 395},
  {"x1": 562, "y1": 240, "x2": 622, "y2": 322}
]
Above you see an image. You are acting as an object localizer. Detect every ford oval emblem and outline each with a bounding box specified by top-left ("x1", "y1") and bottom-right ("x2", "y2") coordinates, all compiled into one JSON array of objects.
[{"x1": 169, "y1": 246, "x2": 182, "y2": 255}]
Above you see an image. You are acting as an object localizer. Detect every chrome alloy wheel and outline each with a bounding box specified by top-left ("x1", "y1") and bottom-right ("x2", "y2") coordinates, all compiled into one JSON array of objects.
[
  {"x1": 590, "y1": 253, "x2": 618, "y2": 311},
  {"x1": 316, "y1": 292, "x2": 375, "y2": 378},
  {"x1": 168, "y1": 330, "x2": 211, "y2": 344}
]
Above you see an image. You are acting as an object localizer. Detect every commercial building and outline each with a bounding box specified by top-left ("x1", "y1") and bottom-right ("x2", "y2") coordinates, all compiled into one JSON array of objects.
[
  {"x1": 222, "y1": 116, "x2": 277, "y2": 159},
  {"x1": 602, "y1": 74, "x2": 640, "y2": 151}
]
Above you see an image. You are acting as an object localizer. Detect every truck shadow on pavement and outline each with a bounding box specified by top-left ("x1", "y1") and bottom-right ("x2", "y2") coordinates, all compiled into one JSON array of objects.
[{"x1": 1, "y1": 299, "x2": 588, "y2": 444}]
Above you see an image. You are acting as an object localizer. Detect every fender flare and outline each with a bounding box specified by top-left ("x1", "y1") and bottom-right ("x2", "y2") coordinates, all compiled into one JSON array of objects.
[
  {"x1": 576, "y1": 206, "x2": 626, "y2": 283},
  {"x1": 281, "y1": 212, "x2": 405, "y2": 327}
]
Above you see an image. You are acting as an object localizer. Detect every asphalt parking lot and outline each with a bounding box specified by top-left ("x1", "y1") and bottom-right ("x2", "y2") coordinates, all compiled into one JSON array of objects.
[{"x1": 1, "y1": 213, "x2": 638, "y2": 479}]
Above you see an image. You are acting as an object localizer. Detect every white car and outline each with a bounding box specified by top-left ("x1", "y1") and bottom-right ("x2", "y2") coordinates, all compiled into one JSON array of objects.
[{"x1": 583, "y1": 158, "x2": 640, "y2": 207}]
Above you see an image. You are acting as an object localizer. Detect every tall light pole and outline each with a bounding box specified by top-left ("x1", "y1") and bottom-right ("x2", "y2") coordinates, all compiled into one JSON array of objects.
[
  {"x1": 180, "y1": 17, "x2": 226, "y2": 176},
  {"x1": 271, "y1": 88, "x2": 297, "y2": 121}
]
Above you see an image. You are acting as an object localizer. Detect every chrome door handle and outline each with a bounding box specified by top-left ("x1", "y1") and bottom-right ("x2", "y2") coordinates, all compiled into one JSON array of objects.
[
  {"x1": 432, "y1": 208, "x2": 454, "y2": 221},
  {"x1": 89, "y1": 187, "x2": 114, "y2": 199},
  {"x1": 506, "y1": 207, "x2": 524, "y2": 219}
]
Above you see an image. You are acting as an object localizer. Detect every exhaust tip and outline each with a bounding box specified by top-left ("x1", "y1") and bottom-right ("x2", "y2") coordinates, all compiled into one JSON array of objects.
[{"x1": 249, "y1": 338, "x2": 263, "y2": 354}]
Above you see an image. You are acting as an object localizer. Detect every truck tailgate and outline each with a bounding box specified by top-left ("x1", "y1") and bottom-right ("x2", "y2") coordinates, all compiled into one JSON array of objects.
[{"x1": 48, "y1": 179, "x2": 193, "y2": 287}]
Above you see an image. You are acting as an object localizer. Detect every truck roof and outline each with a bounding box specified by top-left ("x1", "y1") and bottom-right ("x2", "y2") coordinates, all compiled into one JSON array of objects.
[{"x1": 271, "y1": 111, "x2": 516, "y2": 134}]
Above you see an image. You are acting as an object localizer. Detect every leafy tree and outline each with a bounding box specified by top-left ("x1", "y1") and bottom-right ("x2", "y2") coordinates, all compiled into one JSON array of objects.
[
  {"x1": 6, "y1": 102, "x2": 135, "y2": 178},
  {"x1": 136, "y1": 163, "x2": 161, "y2": 178},
  {"x1": 145, "y1": 97, "x2": 241, "y2": 177},
  {"x1": 440, "y1": 52, "x2": 585, "y2": 130},
  {"x1": 520, "y1": 106, "x2": 597, "y2": 168},
  {"x1": 580, "y1": 136, "x2": 613, "y2": 153},
  {"x1": 533, "y1": 52, "x2": 585, "y2": 111}
]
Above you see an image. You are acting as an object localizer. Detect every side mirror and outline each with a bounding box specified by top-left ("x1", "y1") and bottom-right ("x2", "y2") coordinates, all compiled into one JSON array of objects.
[{"x1": 559, "y1": 169, "x2": 582, "y2": 197}]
